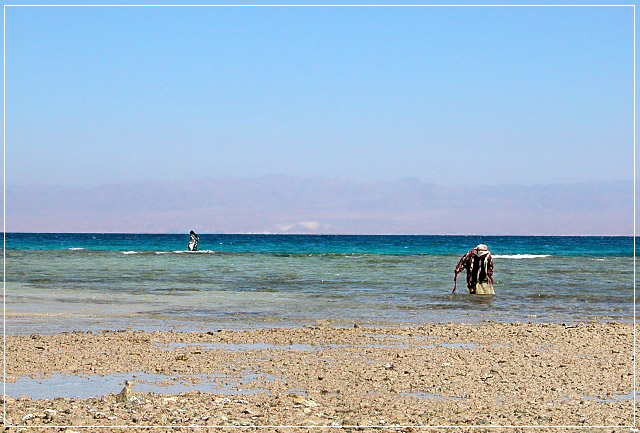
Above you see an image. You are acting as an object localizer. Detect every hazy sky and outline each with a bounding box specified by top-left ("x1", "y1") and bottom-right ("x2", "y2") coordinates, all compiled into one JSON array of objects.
[{"x1": 5, "y1": 5, "x2": 634, "y2": 187}]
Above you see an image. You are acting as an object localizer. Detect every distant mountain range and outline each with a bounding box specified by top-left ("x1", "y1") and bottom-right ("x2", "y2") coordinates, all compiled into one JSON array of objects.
[{"x1": 4, "y1": 176, "x2": 634, "y2": 235}]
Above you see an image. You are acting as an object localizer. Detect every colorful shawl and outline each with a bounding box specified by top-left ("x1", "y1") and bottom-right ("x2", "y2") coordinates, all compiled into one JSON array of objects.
[{"x1": 454, "y1": 244, "x2": 494, "y2": 293}]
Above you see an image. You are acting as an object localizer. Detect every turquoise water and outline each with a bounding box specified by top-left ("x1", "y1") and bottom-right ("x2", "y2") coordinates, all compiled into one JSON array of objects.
[{"x1": 4, "y1": 234, "x2": 635, "y2": 334}]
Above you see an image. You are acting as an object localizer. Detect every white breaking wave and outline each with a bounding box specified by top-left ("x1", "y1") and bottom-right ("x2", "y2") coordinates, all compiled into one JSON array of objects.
[
  {"x1": 120, "y1": 250, "x2": 218, "y2": 255},
  {"x1": 68, "y1": 247, "x2": 85, "y2": 251},
  {"x1": 492, "y1": 254, "x2": 550, "y2": 259}
]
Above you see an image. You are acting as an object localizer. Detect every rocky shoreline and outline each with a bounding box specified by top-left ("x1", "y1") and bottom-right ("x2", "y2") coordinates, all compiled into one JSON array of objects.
[{"x1": 3, "y1": 321, "x2": 635, "y2": 432}]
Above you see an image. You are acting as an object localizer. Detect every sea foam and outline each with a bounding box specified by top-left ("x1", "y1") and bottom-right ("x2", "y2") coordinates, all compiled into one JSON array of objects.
[{"x1": 492, "y1": 254, "x2": 550, "y2": 259}]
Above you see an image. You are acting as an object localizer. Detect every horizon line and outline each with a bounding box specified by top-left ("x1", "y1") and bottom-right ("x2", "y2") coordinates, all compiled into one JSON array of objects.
[
  {"x1": 4, "y1": 4, "x2": 636, "y2": 7},
  {"x1": 4, "y1": 232, "x2": 635, "y2": 237}
]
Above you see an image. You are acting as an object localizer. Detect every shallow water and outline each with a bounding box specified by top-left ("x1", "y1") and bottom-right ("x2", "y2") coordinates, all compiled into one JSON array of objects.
[
  {"x1": 154, "y1": 341, "x2": 319, "y2": 352},
  {"x1": 4, "y1": 234, "x2": 634, "y2": 334},
  {"x1": 5, "y1": 371, "x2": 274, "y2": 400}
]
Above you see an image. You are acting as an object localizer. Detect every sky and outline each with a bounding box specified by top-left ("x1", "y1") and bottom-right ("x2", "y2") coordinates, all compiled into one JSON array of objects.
[{"x1": 4, "y1": 5, "x2": 635, "y2": 188}]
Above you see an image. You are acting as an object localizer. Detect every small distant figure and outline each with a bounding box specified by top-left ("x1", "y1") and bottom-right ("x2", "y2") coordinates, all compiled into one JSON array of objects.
[
  {"x1": 453, "y1": 244, "x2": 494, "y2": 294},
  {"x1": 188, "y1": 230, "x2": 199, "y2": 251}
]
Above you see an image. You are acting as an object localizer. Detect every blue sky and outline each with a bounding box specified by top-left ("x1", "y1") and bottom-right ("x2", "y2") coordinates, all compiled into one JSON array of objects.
[{"x1": 5, "y1": 5, "x2": 634, "y2": 187}]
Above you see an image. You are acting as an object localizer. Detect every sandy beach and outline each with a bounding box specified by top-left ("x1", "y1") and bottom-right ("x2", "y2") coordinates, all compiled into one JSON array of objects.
[{"x1": 3, "y1": 321, "x2": 635, "y2": 432}]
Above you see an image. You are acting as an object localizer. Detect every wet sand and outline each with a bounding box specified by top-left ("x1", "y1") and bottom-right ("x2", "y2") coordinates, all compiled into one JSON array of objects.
[{"x1": 3, "y1": 321, "x2": 635, "y2": 432}]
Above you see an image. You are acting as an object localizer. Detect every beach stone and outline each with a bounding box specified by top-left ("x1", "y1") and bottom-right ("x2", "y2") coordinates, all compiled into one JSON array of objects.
[
  {"x1": 116, "y1": 380, "x2": 134, "y2": 403},
  {"x1": 290, "y1": 394, "x2": 305, "y2": 404},
  {"x1": 315, "y1": 319, "x2": 331, "y2": 328},
  {"x1": 21, "y1": 413, "x2": 34, "y2": 421},
  {"x1": 17, "y1": 395, "x2": 31, "y2": 402},
  {"x1": 128, "y1": 395, "x2": 144, "y2": 405}
]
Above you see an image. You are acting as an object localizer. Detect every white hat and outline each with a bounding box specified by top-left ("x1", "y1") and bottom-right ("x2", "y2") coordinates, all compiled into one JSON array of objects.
[{"x1": 476, "y1": 244, "x2": 489, "y2": 257}]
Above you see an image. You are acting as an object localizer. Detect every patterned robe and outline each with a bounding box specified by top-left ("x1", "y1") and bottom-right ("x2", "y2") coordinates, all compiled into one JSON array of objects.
[{"x1": 455, "y1": 248, "x2": 494, "y2": 292}]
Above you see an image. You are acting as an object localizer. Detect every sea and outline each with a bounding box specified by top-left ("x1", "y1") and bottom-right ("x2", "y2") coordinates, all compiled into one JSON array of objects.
[{"x1": 3, "y1": 233, "x2": 635, "y2": 335}]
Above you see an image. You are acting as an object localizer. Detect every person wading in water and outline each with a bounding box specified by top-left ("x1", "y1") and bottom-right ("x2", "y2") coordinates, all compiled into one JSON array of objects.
[
  {"x1": 188, "y1": 230, "x2": 199, "y2": 252},
  {"x1": 453, "y1": 244, "x2": 494, "y2": 294}
]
